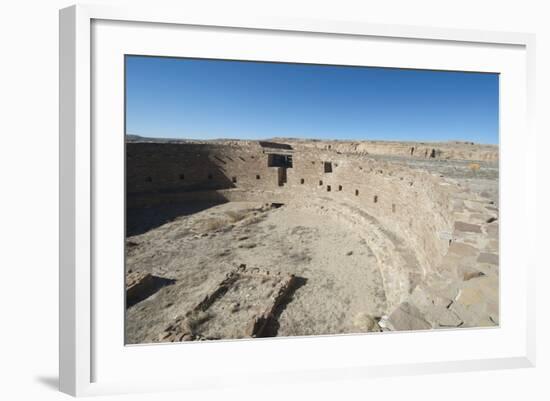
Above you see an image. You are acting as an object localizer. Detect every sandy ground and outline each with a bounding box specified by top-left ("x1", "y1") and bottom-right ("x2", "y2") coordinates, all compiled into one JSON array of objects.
[{"x1": 126, "y1": 200, "x2": 388, "y2": 343}]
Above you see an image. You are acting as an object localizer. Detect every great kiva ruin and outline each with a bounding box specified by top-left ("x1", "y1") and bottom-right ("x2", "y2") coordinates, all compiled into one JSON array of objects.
[{"x1": 125, "y1": 136, "x2": 499, "y2": 344}]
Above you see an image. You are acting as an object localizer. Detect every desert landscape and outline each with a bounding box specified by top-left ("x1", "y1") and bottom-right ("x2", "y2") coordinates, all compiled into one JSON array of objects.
[{"x1": 125, "y1": 136, "x2": 499, "y2": 344}]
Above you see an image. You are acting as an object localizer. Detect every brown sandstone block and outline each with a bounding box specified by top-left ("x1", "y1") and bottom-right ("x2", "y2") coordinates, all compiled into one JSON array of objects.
[
  {"x1": 448, "y1": 242, "x2": 479, "y2": 258},
  {"x1": 386, "y1": 302, "x2": 431, "y2": 331},
  {"x1": 477, "y1": 252, "x2": 499, "y2": 265},
  {"x1": 454, "y1": 221, "x2": 482, "y2": 233},
  {"x1": 434, "y1": 307, "x2": 463, "y2": 327}
]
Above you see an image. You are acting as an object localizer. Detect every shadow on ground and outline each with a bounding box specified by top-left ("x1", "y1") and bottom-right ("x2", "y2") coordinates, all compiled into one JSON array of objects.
[
  {"x1": 35, "y1": 376, "x2": 58, "y2": 391},
  {"x1": 126, "y1": 200, "x2": 227, "y2": 236},
  {"x1": 126, "y1": 276, "x2": 176, "y2": 308},
  {"x1": 261, "y1": 276, "x2": 308, "y2": 337}
]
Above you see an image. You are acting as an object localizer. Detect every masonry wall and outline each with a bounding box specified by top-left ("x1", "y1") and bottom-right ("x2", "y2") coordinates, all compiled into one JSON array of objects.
[
  {"x1": 290, "y1": 140, "x2": 499, "y2": 162},
  {"x1": 284, "y1": 147, "x2": 455, "y2": 273},
  {"x1": 127, "y1": 141, "x2": 459, "y2": 305},
  {"x1": 127, "y1": 142, "x2": 280, "y2": 195}
]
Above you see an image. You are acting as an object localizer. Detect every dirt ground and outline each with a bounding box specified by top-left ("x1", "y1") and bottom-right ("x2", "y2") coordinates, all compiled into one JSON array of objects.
[{"x1": 125, "y1": 200, "x2": 390, "y2": 343}]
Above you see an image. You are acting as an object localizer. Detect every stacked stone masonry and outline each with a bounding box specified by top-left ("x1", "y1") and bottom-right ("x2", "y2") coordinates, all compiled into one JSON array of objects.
[{"x1": 126, "y1": 138, "x2": 499, "y2": 334}]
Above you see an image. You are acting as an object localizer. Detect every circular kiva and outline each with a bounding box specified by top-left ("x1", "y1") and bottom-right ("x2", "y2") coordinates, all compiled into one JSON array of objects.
[{"x1": 125, "y1": 139, "x2": 499, "y2": 343}]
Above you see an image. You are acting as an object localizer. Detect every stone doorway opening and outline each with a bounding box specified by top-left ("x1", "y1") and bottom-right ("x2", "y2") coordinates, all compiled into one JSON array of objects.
[{"x1": 277, "y1": 167, "x2": 287, "y2": 187}]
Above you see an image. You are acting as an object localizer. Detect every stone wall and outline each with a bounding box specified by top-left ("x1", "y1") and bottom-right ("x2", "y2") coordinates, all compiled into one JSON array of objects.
[
  {"x1": 282, "y1": 146, "x2": 456, "y2": 307},
  {"x1": 127, "y1": 142, "x2": 277, "y2": 195},
  {"x1": 277, "y1": 139, "x2": 499, "y2": 162},
  {"x1": 127, "y1": 140, "x2": 465, "y2": 308}
]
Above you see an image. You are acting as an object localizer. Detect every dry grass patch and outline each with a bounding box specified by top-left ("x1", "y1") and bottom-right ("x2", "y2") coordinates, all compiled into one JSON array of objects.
[
  {"x1": 224, "y1": 210, "x2": 249, "y2": 223},
  {"x1": 201, "y1": 217, "x2": 227, "y2": 232}
]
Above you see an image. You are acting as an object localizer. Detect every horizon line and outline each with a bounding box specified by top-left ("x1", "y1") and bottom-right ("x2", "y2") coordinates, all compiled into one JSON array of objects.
[{"x1": 125, "y1": 132, "x2": 498, "y2": 146}]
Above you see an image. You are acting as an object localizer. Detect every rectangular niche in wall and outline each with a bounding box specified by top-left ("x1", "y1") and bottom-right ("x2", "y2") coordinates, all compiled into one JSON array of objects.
[
  {"x1": 324, "y1": 162, "x2": 333, "y2": 173},
  {"x1": 267, "y1": 153, "x2": 293, "y2": 168}
]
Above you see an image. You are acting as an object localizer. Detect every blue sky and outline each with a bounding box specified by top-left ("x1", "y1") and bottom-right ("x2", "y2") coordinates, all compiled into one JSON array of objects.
[{"x1": 125, "y1": 56, "x2": 499, "y2": 144}]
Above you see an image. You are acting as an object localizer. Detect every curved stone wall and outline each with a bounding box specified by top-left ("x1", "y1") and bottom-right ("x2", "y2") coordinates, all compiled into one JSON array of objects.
[
  {"x1": 127, "y1": 141, "x2": 469, "y2": 310},
  {"x1": 278, "y1": 139, "x2": 499, "y2": 161}
]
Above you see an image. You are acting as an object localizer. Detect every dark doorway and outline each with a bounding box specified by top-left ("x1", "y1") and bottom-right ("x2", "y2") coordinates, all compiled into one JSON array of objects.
[
  {"x1": 277, "y1": 167, "x2": 287, "y2": 187},
  {"x1": 324, "y1": 162, "x2": 333, "y2": 173}
]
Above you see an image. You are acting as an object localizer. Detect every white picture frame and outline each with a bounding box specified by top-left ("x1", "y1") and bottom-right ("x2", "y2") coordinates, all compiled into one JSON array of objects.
[{"x1": 59, "y1": 4, "x2": 536, "y2": 397}]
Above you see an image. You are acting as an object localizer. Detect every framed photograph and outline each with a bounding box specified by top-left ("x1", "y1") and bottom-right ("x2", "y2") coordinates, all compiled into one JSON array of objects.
[{"x1": 59, "y1": 4, "x2": 536, "y2": 397}]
